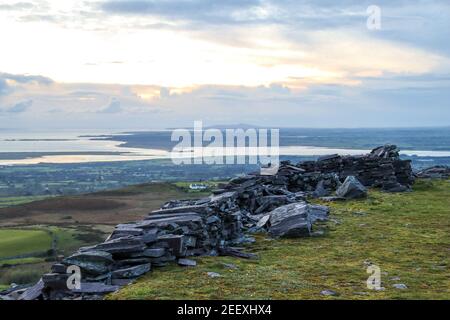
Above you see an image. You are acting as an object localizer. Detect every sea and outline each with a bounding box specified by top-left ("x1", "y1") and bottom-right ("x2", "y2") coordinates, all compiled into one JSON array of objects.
[{"x1": 0, "y1": 127, "x2": 449, "y2": 166}]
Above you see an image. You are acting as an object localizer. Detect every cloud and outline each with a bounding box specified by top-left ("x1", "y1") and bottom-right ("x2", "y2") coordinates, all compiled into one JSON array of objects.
[
  {"x1": 100, "y1": 98, "x2": 122, "y2": 113},
  {"x1": 0, "y1": 2, "x2": 34, "y2": 11},
  {"x1": 100, "y1": 0, "x2": 264, "y2": 25},
  {"x1": 0, "y1": 72, "x2": 54, "y2": 99},
  {"x1": 0, "y1": 78, "x2": 11, "y2": 96},
  {"x1": 0, "y1": 1, "x2": 449, "y2": 128},
  {"x1": 6, "y1": 99, "x2": 33, "y2": 113},
  {"x1": 0, "y1": 72, "x2": 53, "y2": 85}
]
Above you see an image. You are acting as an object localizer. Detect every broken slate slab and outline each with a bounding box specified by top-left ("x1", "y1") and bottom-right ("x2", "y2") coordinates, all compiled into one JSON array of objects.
[
  {"x1": 111, "y1": 263, "x2": 151, "y2": 279},
  {"x1": 141, "y1": 248, "x2": 166, "y2": 258},
  {"x1": 72, "y1": 282, "x2": 120, "y2": 294},
  {"x1": 63, "y1": 251, "x2": 114, "y2": 274},
  {"x1": 222, "y1": 263, "x2": 238, "y2": 269},
  {"x1": 320, "y1": 289, "x2": 338, "y2": 296},
  {"x1": 51, "y1": 263, "x2": 68, "y2": 274},
  {"x1": 207, "y1": 272, "x2": 221, "y2": 278},
  {"x1": 336, "y1": 176, "x2": 367, "y2": 199},
  {"x1": 178, "y1": 258, "x2": 197, "y2": 267},
  {"x1": 157, "y1": 234, "x2": 185, "y2": 256},
  {"x1": 268, "y1": 202, "x2": 312, "y2": 238},
  {"x1": 63, "y1": 250, "x2": 113, "y2": 275},
  {"x1": 319, "y1": 196, "x2": 346, "y2": 202},
  {"x1": 18, "y1": 279, "x2": 44, "y2": 300},
  {"x1": 392, "y1": 283, "x2": 408, "y2": 290},
  {"x1": 256, "y1": 214, "x2": 271, "y2": 228},
  {"x1": 218, "y1": 247, "x2": 258, "y2": 259},
  {"x1": 92, "y1": 238, "x2": 147, "y2": 254},
  {"x1": 308, "y1": 204, "x2": 329, "y2": 223},
  {"x1": 115, "y1": 258, "x2": 151, "y2": 267},
  {"x1": 42, "y1": 273, "x2": 70, "y2": 290}
]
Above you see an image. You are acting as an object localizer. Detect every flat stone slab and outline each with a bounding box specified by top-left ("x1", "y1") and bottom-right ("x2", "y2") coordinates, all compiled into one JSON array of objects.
[
  {"x1": 141, "y1": 248, "x2": 166, "y2": 258},
  {"x1": 92, "y1": 238, "x2": 147, "y2": 254},
  {"x1": 18, "y1": 279, "x2": 44, "y2": 300},
  {"x1": 111, "y1": 263, "x2": 151, "y2": 279},
  {"x1": 268, "y1": 202, "x2": 311, "y2": 238},
  {"x1": 336, "y1": 176, "x2": 367, "y2": 199},
  {"x1": 157, "y1": 234, "x2": 185, "y2": 256},
  {"x1": 72, "y1": 283, "x2": 120, "y2": 294},
  {"x1": 151, "y1": 205, "x2": 209, "y2": 215},
  {"x1": 63, "y1": 250, "x2": 113, "y2": 275},
  {"x1": 178, "y1": 258, "x2": 197, "y2": 267}
]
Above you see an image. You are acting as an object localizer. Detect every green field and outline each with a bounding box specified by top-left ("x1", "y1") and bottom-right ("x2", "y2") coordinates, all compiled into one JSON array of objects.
[
  {"x1": 0, "y1": 196, "x2": 51, "y2": 208},
  {"x1": 0, "y1": 225, "x2": 107, "y2": 286},
  {"x1": 0, "y1": 229, "x2": 52, "y2": 260},
  {"x1": 109, "y1": 179, "x2": 450, "y2": 300}
]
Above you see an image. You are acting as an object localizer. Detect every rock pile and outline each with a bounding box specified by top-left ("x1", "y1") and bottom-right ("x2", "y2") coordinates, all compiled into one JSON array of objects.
[
  {"x1": 297, "y1": 144, "x2": 414, "y2": 192},
  {"x1": 0, "y1": 145, "x2": 414, "y2": 300},
  {"x1": 416, "y1": 166, "x2": 450, "y2": 179}
]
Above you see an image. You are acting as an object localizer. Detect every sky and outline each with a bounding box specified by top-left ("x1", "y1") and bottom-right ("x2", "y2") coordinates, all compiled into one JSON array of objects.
[{"x1": 0, "y1": 0, "x2": 449, "y2": 129}]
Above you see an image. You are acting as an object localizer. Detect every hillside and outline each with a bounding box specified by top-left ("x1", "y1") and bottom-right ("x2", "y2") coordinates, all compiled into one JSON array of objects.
[
  {"x1": 109, "y1": 179, "x2": 450, "y2": 300},
  {"x1": 0, "y1": 182, "x2": 210, "y2": 287}
]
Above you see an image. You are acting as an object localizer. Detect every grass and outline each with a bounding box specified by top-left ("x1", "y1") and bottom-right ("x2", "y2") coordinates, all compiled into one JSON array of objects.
[
  {"x1": 0, "y1": 229, "x2": 52, "y2": 259},
  {"x1": 0, "y1": 225, "x2": 105, "y2": 262},
  {"x1": 0, "y1": 263, "x2": 51, "y2": 285},
  {"x1": 0, "y1": 225, "x2": 107, "y2": 285},
  {"x1": 0, "y1": 284, "x2": 9, "y2": 291},
  {"x1": 0, "y1": 196, "x2": 51, "y2": 208},
  {"x1": 109, "y1": 179, "x2": 450, "y2": 300},
  {"x1": 0, "y1": 257, "x2": 45, "y2": 267}
]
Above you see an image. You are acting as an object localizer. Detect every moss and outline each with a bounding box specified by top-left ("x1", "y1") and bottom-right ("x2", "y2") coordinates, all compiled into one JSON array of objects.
[{"x1": 109, "y1": 179, "x2": 450, "y2": 300}]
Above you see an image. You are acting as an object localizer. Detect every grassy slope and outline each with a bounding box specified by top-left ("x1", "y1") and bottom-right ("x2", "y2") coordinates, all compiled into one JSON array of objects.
[
  {"x1": 0, "y1": 196, "x2": 51, "y2": 209},
  {"x1": 0, "y1": 182, "x2": 205, "y2": 286},
  {"x1": 0, "y1": 229, "x2": 52, "y2": 259},
  {"x1": 110, "y1": 179, "x2": 450, "y2": 300},
  {"x1": 0, "y1": 182, "x2": 208, "y2": 227}
]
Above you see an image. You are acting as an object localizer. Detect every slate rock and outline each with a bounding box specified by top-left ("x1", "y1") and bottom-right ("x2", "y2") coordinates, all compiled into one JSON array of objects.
[
  {"x1": 268, "y1": 202, "x2": 312, "y2": 238},
  {"x1": 336, "y1": 176, "x2": 367, "y2": 199},
  {"x1": 308, "y1": 204, "x2": 329, "y2": 223},
  {"x1": 111, "y1": 263, "x2": 151, "y2": 279},
  {"x1": 319, "y1": 196, "x2": 346, "y2": 202},
  {"x1": 392, "y1": 283, "x2": 408, "y2": 290},
  {"x1": 51, "y1": 263, "x2": 67, "y2": 274},
  {"x1": 256, "y1": 214, "x2": 270, "y2": 228},
  {"x1": 141, "y1": 248, "x2": 166, "y2": 258},
  {"x1": 157, "y1": 235, "x2": 185, "y2": 256},
  {"x1": 111, "y1": 279, "x2": 135, "y2": 286},
  {"x1": 178, "y1": 258, "x2": 197, "y2": 267},
  {"x1": 63, "y1": 250, "x2": 113, "y2": 275},
  {"x1": 115, "y1": 258, "x2": 151, "y2": 267},
  {"x1": 42, "y1": 273, "x2": 70, "y2": 290},
  {"x1": 18, "y1": 279, "x2": 44, "y2": 300},
  {"x1": 72, "y1": 282, "x2": 120, "y2": 294},
  {"x1": 416, "y1": 165, "x2": 450, "y2": 179},
  {"x1": 207, "y1": 272, "x2": 221, "y2": 278},
  {"x1": 320, "y1": 289, "x2": 338, "y2": 296},
  {"x1": 312, "y1": 180, "x2": 329, "y2": 198},
  {"x1": 92, "y1": 238, "x2": 146, "y2": 255}
]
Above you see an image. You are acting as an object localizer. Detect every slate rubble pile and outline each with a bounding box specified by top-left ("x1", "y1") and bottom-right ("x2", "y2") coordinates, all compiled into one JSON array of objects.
[
  {"x1": 0, "y1": 145, "x2": 414, "y2": 300},
  {"x1": 416, "y1": 166, "x2": 450, "y2": 179},
  {"x1": 297, "y1": 144, "x2": 414, "y2": 193}
]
